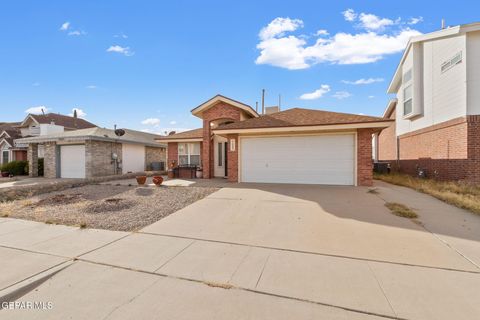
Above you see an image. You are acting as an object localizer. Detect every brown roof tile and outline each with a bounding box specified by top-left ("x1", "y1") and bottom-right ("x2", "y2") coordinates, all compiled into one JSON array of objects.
[
  {"x1": 29, "y1": 113, "x2": 97, "y2": 129},
  {"x1": 155, "y1": 128, "x2": 203, "y2": 140},
  {"x1": 215, "y1": 108, "x2": 391, "y2": 130}
]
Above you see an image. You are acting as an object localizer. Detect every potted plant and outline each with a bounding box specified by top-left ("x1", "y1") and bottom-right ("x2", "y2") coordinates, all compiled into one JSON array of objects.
[
  {"x1": 152, "y1": 176, "x2": 163, "y2": 186},
  {"x1": 136, "y1": 175, "x2": 147, "y2": 185},
  {"x1": 167, "y1": 160, "x2": 176, "y2": 179}
]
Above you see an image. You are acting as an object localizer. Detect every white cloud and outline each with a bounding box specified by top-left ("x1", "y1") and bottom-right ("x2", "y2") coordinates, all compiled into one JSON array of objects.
[
  {"x1": 358, "y1": 13, "x2": 394, "y2": 31},
  {"x1": 141, "y1": 118, "x2": 161, "y2": 126},
  {"x1": 255, "y1": 16, "x2": 421, "y2": 69},
  {"x1": 86, "y1": 85, "x2": 97, "y2": 89},
  {"x1": 408, "y1": 17, "x2": 423, "y2": 25},
  {"x1": 141, "y1": 128, "x2": 191, "y2": 135},
  {"x1": 299, "y1": 85, "x2": 330, "y2": 100},
  {"x1": 342, "y1": 9, "x2": 357, "y2": 22},
  {"x1": 332, "y1": 91, "x2": 352, "y2": 99},
  {"x1": 60, "y1": 22, "x2": 70, "y2": 31},
  {"x1": 259, "y1": 17, "x2": 303, "y2": 40},
  {"x1": 107, "y1": 45, "x2": 134, "y2": 56},
  {"x1": 342, "y1": 78, "x2": 384, "y2": 85},
  {"x1": 315, "y1": 29, "x2": 329, "y2": 36},
  {"x1": 169, "y1": 120, "x2": 177, "y2": 125},
  {"x1": 25, "y1": 106, "x2": 50, "y2": 114},
  {"x1": 368, "y1": 95, "x2": 375, "y2": 99},
  {"x1": 114, "y1": 33, "x2": 128, "y2": 39},
  {"x1": 69, "y1": 108, "x2": 87, "y2": 118},
  {"x1": 68, "y1": 30, "x2": 86, "y2": 36}
]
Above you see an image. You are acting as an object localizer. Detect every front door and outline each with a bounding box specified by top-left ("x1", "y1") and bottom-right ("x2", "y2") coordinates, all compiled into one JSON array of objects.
[{"x1": 214, "y1": 135, "x2": 227, "y2": 177}]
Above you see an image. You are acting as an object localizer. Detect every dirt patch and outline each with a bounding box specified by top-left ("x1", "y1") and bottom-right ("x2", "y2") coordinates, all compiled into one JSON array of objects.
[
  {"x1": 0, "y1": 184, "x2": 218, "y2": 231},
  {"x1": 85, "y1": 198, "x2": 135, "y2": 213},
  {"x1": 35, "y1": 194, "x2": 84, "y2": 207}
]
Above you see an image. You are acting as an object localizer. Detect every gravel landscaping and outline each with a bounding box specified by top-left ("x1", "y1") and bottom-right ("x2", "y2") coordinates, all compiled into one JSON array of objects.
[{"x1": 0, "y1": 184, "x2": 218, "y2": 231}]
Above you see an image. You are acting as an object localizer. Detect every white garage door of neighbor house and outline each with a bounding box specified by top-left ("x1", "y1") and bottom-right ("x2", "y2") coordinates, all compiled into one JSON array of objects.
[
  {"x1": 241, "y1": 134, "x2": 355, "y2": 185},
  {"x1": 122, "y1": 143, "x2": 145, "y2": 174},
  {"x1": 60, "y1": 145, "x2": 86, "y2": 178}
]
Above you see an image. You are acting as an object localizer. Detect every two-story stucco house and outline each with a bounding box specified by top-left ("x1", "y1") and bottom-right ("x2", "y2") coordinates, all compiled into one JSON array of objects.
[{"x1": 376, "y1": 22, "x2": 480, "y2": 182}]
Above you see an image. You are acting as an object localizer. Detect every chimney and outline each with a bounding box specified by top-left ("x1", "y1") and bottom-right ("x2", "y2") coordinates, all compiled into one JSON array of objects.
[
  {"x1": 441, "y1": 19, "x2": 446, "y2": 29},
  {"x1": 265, "y1": 106, "x2": 280, "y2": 115},
  {"x1": 261, "y1": 89, "x2": 265, "y2": 115}
]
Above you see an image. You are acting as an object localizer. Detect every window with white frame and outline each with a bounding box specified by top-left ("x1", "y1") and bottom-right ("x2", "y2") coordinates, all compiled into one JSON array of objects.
[
  {"x1": 403, "y1": 68, "x2": 413, "y2": 116},
  {"x1": 2, "y1": 150, "x2": 9, "y2": 164},
  {"x1": 178, "y1": 143, "x2": 201, "y2": 166}
]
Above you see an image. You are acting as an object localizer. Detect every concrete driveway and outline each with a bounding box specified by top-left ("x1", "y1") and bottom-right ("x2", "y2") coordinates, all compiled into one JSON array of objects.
[{"x1": 1, "y1": 182, "x2": 480, "y2": 319}]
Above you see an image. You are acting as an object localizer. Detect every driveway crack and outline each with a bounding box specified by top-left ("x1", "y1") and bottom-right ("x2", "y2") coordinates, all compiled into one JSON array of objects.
[
  {"x1": 254, "y1": 251, "x2": 271, "y2": 289},
  {"x1": 366, "y1": 262, "x2": 398, "y2": 319}
]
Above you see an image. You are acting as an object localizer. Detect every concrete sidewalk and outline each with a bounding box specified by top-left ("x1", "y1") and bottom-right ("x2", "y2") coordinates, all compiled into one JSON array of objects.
[{"x1": 1, "y1": 181, "x2": 480, "y2": 319}]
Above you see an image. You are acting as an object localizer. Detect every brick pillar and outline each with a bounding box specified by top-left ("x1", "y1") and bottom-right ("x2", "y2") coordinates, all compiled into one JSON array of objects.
[
  {"x1": 202, "y1": 119, "x2": 212, "y2": 178},
  {"x1": 43, "y1": 142, "x2": 57, "y2": 178},
  {"x1": 27, "y1": 143, "x2": 39, "y2": 177},
  {"x1": 357, "y1": 129, "x2": 373, "y2": 186},
  {"x1": 167, "y1": 142, "x2": 178, "y2": 169},
  {"x1": 227, "y1": 134, "x2": 239, "y2": 182}
]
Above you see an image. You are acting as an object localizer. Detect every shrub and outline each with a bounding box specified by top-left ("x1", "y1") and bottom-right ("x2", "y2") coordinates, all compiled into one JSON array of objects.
[{"x1": 0, "y1": 160, "x2": 28, "y2": 176}]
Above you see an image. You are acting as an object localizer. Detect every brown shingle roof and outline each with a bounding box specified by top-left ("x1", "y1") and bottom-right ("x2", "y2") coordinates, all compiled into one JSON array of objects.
[
  {"x1": 215, "y1": 108, "x2": 391, "y2": 131},
  {"x1": 155, "y1": 128, "x2": 203, "y2": 140},
  {"x1": 29, "y1": 113, "x2": 96, "y2": 129}
]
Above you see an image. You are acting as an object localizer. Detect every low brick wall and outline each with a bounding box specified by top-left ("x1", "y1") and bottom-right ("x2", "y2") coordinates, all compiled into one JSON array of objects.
[{"x1": 0, "y1": 171, "x2": 165, "y2": 202}]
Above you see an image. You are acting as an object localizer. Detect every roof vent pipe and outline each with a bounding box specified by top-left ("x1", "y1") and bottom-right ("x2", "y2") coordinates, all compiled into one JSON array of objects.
[
  {"x1": 441, "y1": 19, "x2": 446, "y2": 29},
  {"x1": 261, "y1": 89, "x2": 265, "y2": 115}
]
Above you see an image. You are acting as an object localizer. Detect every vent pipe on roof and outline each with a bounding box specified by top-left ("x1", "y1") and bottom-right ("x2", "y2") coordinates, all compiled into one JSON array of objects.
[
  {"x1": 441, "y1": 18, "x2": 446, "y2": 29},
  {"x1": 278, "y1": 94, "x2": 281, "y2": 111},
  {"x1": 41, "y1": 108, "x2": 45, "y2": 115},
  {"x1": 261, "y1": 89, "x2": 265, "y2": 115},
  {"x1": 255, "y1": 101, "x2": 258, "y2": 113}
]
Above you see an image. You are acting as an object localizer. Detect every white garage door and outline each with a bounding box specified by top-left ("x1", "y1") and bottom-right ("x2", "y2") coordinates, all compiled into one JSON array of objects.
[
  {"x1": 60, "y1": 145, "x2": 86, "y2": 178},
  {"x1": 241, "y1": 134, "x2": 355, "y2": 185},
  {"x1": 122, "y1": 143, "x2": 145, "y2": 174}
]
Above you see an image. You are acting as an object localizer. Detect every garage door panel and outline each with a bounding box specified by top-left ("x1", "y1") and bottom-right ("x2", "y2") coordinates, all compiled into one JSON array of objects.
[
  {"x1": 60, "y1": 145, "x2": 86, "y2": 179},
  {"x1": 241, "y1": 135, "x2": 355, "y2": 185},
  {"x1": 122, "y1": 144, "x2": 146, "y2": 174}
]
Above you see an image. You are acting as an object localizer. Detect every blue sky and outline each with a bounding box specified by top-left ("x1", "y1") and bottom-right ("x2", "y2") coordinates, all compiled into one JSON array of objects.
[{"x1": 1, "y1": 1, "x2": 478, "y2": 133}]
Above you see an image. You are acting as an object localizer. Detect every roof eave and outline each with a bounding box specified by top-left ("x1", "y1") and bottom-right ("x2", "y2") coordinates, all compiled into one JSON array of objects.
[
  {"x1": 15, "y1": 135, "x2": 166, "y2": 148},
  {"x1": 213, "y1": 121, "x2": 393, "y2": 135},
  {"x1": 155, "y1": 138, "x2": 203, "y2": 143}
]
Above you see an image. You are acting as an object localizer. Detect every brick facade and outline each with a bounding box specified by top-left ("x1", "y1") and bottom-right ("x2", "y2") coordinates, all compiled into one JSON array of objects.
[
  {"x1": 357, "y1": 129, "x2": 374, "y2": 186},
  {"x1": 201, "y1": 102, "x2": 242, "y2": 178},
  {"x1": 145, "y1": 146, "x2": 166, "y2": 170},
  {"x1": 378, "y1": 112, "x2": 397, "y2": 161},
  {"x1": 43, "y1": 142, "x2": 57, "y2": 178},
  {"x1": 378, "y1": 115, "x2": 480, "y2": 182},
  {"x1": 226, "y1": 134, "x2": 238, "y2": 182},
  {"x1": 27, "y1": 143, "x2": 38, "y2": 177},
  {"x1": 85, "y1": 140, "x2": 122, "y2": 178}
]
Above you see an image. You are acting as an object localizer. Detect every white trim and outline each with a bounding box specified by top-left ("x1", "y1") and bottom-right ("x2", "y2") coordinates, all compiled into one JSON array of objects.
[
  {"x1": 177, "y1": 142, "x2": 201, "y2": 166},
  {"x1": 238, "y1": 131, "x2": 357, "y2": 185},
  {"x1": 156, "y1": 138, "x2": 203, "y2": 143},
  {"x1": 382, "y1": 99, "x2": 398, "y2": 118},
  {"x1": 0, "y1": 138, "x2": 12, "y2": 148},
  {"x1": 18, "y1": 114, "x2": 40, "y2": 128},
  {"x1": 191, "y1": 95, "x2": 259, "y2": 118},
  {"x1": 0, "y1": 130, "x2": 11, "y2": 138},
  {"x1": 214, "y1": 121, "x2": 391, "y2": 135},
  {"x1": 1, "y1": 149, "x2": 11, "y2": 165}
]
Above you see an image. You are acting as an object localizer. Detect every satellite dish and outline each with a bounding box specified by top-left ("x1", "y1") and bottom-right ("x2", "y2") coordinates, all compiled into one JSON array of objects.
[{"x1": 114, "y1": 129, "x2": 125, "y2": 137}]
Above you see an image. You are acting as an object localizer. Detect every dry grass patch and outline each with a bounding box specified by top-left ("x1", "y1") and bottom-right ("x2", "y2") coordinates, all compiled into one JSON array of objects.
[
  {"x1": 385, "y1": 202, "x2": 418, "y2": 219},
  {"x1": 375, "y1": 173, "x2": 480, "y2": 215}
]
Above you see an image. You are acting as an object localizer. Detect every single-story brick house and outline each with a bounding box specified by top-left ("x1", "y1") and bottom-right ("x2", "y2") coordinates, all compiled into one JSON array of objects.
[
  {"x1": 16, "y1": 127, "x2": 166, "y2": 179},
  {"x1": 157, "y1": 95, "x2": 392, "y2": 186}
]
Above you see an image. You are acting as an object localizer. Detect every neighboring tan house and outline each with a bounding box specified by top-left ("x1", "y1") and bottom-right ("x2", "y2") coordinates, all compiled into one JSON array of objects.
[
  {"x1": 16, "y1": 127, "x2": 166, "y2": 179},
  {"x1": 376, "y1": 22, "x2": 480, "y2": 182},
  {"x1": 157, "y1": 95, "x2": 392, "y2": 186},
  {"x1": 0, "y1": 123, "x2": 26, "y2": 165},
  {"x1": 16, "y1": 112, "x2": 97, "y2": 158}
]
